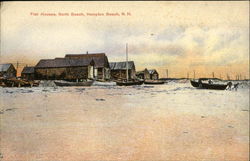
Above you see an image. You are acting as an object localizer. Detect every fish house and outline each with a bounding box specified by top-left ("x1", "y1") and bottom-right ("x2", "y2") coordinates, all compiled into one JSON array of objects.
[
  {"x1": 136, "y1": 68, "x2": 150, "y2": 80},
  {"x1": 0, "y1": 63, "x2": 17, "y2": 78},
  {"x1": 109, "y1": 61, "x2": 136, "y2": 80},
  {"x1": 21, "y1": 67, "x2": 35, "y2": 80},
  {"x1": 65, "y1": 53, "x2": 110, "y2": 80},
  {"x1": 34, "y1": 58, "x2": 95, "y2": 80},
  {"x1": 148, "y1": 69, "x2": 159, "y2": 80}
]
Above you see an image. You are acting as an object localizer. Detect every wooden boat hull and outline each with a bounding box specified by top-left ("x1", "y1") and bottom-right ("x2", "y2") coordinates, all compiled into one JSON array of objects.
[
  {"x1": 144, "y1": 80, "x2": 165, "y2": 85},
  {"x1": 2, "y1": 79, "x2": 36, "y2": 87},
  {"x1": 54, "y1": 80, "x2": 93, "y2": 86},
  {"x1": 190, "y1": 80, "x2": 228, "y2": 90},
  {"x1": 116, "y1": 80, "x2": 144, "y2": 86}
]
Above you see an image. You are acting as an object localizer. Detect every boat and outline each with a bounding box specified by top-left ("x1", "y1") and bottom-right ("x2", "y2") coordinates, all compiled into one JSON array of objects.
[
  {"x1": 54, "y1": 80, "x2": 94, "y2": 86},
  {"x1": 190, "y1": 79, "x2": 228, "y2": 90},
  {"x1": 116, "y1": 80, "x2": 144, "y2": 86},
  {"x1": 115, "y1": 43, "x2": 143, "y2": 86},
  {"x1": 144, "y1": 80, "x2": 165, "y2": 85},
  {"x1": 2, "y1": 78, "x2": 37, "y2": 87}
]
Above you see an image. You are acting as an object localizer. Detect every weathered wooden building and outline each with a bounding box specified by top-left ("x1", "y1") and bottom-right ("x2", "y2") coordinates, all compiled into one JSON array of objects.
[
  {"x1": 0, "y1": 63, "x2": 17, "y2": 78},
  {"x1": 136, "y1": 68, "x2": 150, "y2": 80},
  {"x1": 34, "y1": 58, "x2": 95, "y2": 80},
  {"x1": 65, "y1": 53, "x2": 110, "y2": 80},
  {"x1": 21, "y1": 66, "x2": 35, "y2": 80},
  {"x1": 109, "y1": 61, "x2": 136, "y2": 80},
  {"x1": 148, "y1": 69, "x2": 159, "y2": 80}
]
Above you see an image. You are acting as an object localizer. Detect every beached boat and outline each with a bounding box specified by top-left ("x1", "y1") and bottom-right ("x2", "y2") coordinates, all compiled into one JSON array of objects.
[
  {"x1": 144, "y1": 80, "x2": 165, "y2": 85},
  {"x1": 190, "y1": 79, "x2": 228, "y2": 90},
  {"x1": 2, "y1": 78, "x2": 38, "y2": 87},
  {"x1": 54, "y1": 80, "x2": 94, "y2": 86},
  {"x1": 116, "y1": 80, "x2": 144, "y2": 86}
]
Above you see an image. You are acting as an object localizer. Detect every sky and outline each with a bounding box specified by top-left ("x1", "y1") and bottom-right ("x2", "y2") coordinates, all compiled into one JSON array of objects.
[{"x1": 0, "y1": 1, "x2": 249, "y2": 79}]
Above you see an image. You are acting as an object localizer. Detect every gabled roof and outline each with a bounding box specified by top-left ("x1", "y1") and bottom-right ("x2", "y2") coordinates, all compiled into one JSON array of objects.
[
  {"x1": 109, "y1": 61, "x2": 135, "y2": 70},
  {"x1": 65, "y1": 53, "x2": 109, "y2": 68},
  {"x1": 22, "y1": 67, "x2": 35, "y2": 74},
  {"x1": 148, "y1": 69, "x2": 158, "y2": 74},
  {"x1": 35, "y1": 58, "x2": 94, "y2": 68},
  {"x1": 0, "y1": 63, "x2": 14, "y2": 72}
]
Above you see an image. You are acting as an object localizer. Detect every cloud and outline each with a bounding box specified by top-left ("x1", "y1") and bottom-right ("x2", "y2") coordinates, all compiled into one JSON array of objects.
[{"x1": 0, "y1": 1, "x2": 249, "y2": 78}]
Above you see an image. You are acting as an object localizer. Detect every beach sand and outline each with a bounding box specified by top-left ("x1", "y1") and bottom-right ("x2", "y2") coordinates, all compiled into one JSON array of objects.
[{"x1": 0, "y1": 81, "x2": 249, "y2": 160}]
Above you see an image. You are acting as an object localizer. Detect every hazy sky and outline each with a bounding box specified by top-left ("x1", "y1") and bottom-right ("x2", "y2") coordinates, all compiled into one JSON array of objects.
[{"x1": 0, "y1": 1, "x2": 249, "y2": 78}]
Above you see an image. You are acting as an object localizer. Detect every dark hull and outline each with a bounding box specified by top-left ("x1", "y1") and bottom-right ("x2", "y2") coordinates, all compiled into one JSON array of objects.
[
  {"x1": 190, "y1": 80, "x2": 228, "y2": 90},
  {"x1": 54, "y1": 80, "x2": 93, "y2": 86},
  {"x1": 144, "y1": 80, "x2": 165, "y2": 85},
  {"x1": 116, "y1": 81, "x2": 144, "y2": 86}
]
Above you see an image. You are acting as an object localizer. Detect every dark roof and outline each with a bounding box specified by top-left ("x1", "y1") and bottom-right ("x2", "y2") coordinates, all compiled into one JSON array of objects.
[
  {"x1": 65, "y1": 53, "x2": 109, "y2": 68},
  {"x1": 109, "y1": 61, "x2": 135, "y2": 70},
  {"x1": 0, "y1": 63, "x2": 13, "y2": 72},
  {"x1": 21, "y1": 67, "x2": 35, "y2": 74},
  {"x1": 148, "y1": 69, "x2": 158, "y2": 74},
  {"x1": 35, "y1": 58, "x2": 94, "y2": 68}
]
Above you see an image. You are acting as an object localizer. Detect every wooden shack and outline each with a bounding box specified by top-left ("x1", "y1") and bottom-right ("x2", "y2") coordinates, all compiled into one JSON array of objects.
[
  {"x1": 109, "y1": 61, "x2": 136, "y2": 80},
  {"x1": 148, "y1": 69, "x2": 159, "y2": 80},
  {"x1": 0, "y1": 63, "x2": 17, "y2": 78},
  {"x1": 136, "y1": 68, "x2": 150, "y2": 80},
  {"x1": 65, "y1": 53, "x2": 110, "y2": 80},
  {"x1": 34, "y1": 58, "x2": 95, "y2": 80},
  {"x1": 21, "y1": 66, "x2": 35, "y2": 80}
]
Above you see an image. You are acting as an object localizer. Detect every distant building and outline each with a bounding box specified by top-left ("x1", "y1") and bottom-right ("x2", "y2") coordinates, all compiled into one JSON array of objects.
[
  {"x1": 34, "y1": 58, "x2": 95, "y2": 80},
  {"x1": 0, "y1": 63, "x2": 17, "y2": 78},
  {"x1": 21, "y1": 66, "x2": 35, "y2": 80},
  {"x1": 148, "y1": 69, "x2": 159, "y2": 80},
  {"x1": 109, "y1": 61, "x2": 136, "y2": 80},
  {"x1": 136, "y1": 68, "x2": 150, "y2": 80},
  {"x1": 65, "y1": 53, "x2": 110, "y2": 80}
]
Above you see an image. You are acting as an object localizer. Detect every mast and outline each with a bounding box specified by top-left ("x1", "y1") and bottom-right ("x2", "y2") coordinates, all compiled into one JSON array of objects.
[{"x1": 126, "y1": 43, "x2": 128, "y2": 81}]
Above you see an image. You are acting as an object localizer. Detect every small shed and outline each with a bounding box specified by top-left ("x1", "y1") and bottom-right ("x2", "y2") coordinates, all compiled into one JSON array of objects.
[
  {"x1": 148, "y1": 69, "x2": 159, "y2": 80},
  {"x1": 0, "y1": 63, "x2": 17, "y2": 78},
  {"x1": 136, "y1": 68, "x2": 150, "y2": 80},
  {"x1": 21, "y1": 67, "x2": 35, "y2": 80},
  {"x1": 34, "y1": 58, "x2": 95, "y2": 80},
  {"x1": 109, "y1": 61, "x2": 136, "y2": 80},
  {"x1": 65, "y1": 53, "x2": 110, "y2": 80}
]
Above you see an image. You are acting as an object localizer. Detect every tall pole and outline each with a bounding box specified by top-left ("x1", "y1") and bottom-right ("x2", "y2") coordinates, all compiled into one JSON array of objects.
[
  {"x1": 166, "y1": 69, "x2": 168, "y2": 78},
  {"x1": 193, "y1": 70, "x2": 195, "y2": 79},
  {"x1": 126, "y1": 43, "x2": 128, "y2": 81},
  {"x1": 212, "y1": 72, "x2": 214, "y2": 78},
  {"x1": 187, "y1": 72, "x2": 189, "y2": 79}
]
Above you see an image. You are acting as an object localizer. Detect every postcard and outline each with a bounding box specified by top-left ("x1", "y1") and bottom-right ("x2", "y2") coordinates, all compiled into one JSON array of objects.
[{"x1": 0, "y1": 1, "x2": 249, "y2": 161}]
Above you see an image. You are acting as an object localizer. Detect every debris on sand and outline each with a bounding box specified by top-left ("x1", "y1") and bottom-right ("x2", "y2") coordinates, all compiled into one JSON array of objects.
[
  {"x1": 5, "y1": 108, "x2": 18, "y2": 111},
  {"x1": 228, "y1": 125, "x2": 234, "y2": 128},
  {"x1": 0, "y1": 110, "x2": 4, "y2": 114},
  {"x1": 36, "y1": 114, "x2": 42, "y2": 117},
  {"x1": 5, "y1": 90, "x2": 13, "y2": 94},
  {"x1": 21, "y1": 89, "x2": 34, "y2": 93},
  {"x1": 96, "y1": 98, "x2": 105, "y2": 101},
  {"x1": 75, "y1": 88, "x2": 85, "y2": 92}
]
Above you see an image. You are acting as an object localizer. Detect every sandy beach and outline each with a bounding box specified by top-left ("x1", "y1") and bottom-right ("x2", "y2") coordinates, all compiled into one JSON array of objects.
[{"x1": 0, "y1": 81, "x2": 249, "y2": 161}]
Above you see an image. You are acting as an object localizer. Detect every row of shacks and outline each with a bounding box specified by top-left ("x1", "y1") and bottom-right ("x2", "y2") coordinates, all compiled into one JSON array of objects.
[{"x1": 1, "y1": 53, "x2": 159, "y2": 81}]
